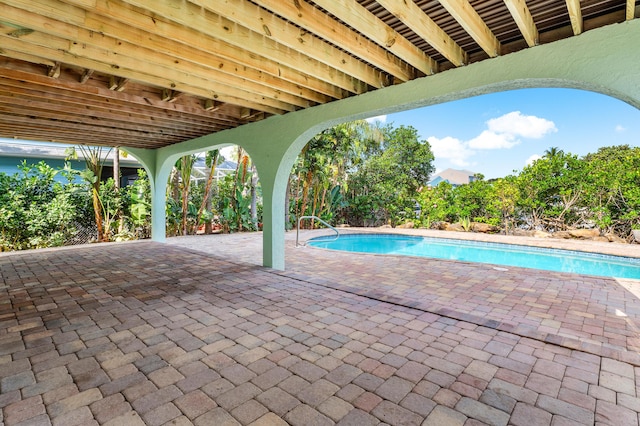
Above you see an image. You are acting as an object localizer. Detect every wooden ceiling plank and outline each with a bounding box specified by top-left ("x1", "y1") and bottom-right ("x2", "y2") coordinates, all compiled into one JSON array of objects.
[
  {"x1": 2, "y1": 2, "x2": 333, "y2": 103},
  {"x1": 1, "y1": 3, "x2": 295, "y2": 113},
  {"x1": 0, "y1": 65, "x2": 241, "y2": 122},
  {"x1": 2, "y1": 1, "x2": 326, "y2": 107},
  {"x1": 0, "y1": 114, "x2": 181, "y2": 141},
  {"x1": 0, "y1": 102, "x2": 210, "y2": 138},
  {"x1": 80, "y1": 13, "x2": 332, "y2": 104},
  {"x1": 114, "y1": 0, "x2": 367, "y2": 94},
  {"x1": 0, "y1": 34, "x2": 290, "y2": 115},
  {"x1": 627, "y1": 0, "x2": 637, "y2": 20},
  {"x1": 311, "y1": 0, "x2": 437, "y2": 76},
  {"x1": 502, "y1": 0, "x2": 539, "y2": 47},
  {"x1": 438, "y1": 0, "x2": 501, "y2": 57},
  {"x1": 250, "y1": 0, "x2": 417, "y2": 82},
  {"x1": 565, "y1": 0, "x2": 583, "y2": 35},
  {"x1": 89, "y1": 1, "x2": 347, "y2": 99},
  {"x1": 0, "y1": 125, "x2": 183, "y2": 148},
  {"x1": 375, "y1": 0, "x2": 467, "y2": 66},
  {"x1": 151, "y1": 0, "x2": 387, "y2": 88},
  {"x1": 0, "y1": 76, "x2": 235, "y2": 130},
  {"x1": 0, "y1": 88, "x2": 222, "y2": 134}
]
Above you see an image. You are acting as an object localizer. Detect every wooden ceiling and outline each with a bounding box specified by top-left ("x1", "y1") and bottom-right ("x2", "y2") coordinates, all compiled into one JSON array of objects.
[{"x1": 0, "y1": 0, "x2": 637, "y2": 149}]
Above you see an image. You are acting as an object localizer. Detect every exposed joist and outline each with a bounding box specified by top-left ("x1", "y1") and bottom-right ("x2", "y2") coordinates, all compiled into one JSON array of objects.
[
  {"x1": 376, "y1": 0, "x2": 467, "y2": 66},
  {"x1": 311, "y1": 0, "x2": 437, "y2": 76},
  {"x1": 79, "y1": 68, "x2": 94, "y2": 83},
  {"x1": 0, "y1": 3, "x2": 306, "y2": 112},
  {"x1": 183, "y1": 0, "x2": 390, "y2": 88},
  {"x1": 503, "y1": 0, "x2": 539, "y2": 47},
  {"x1": 627, "y1": 0, "x2": 637, "y2": 20},
  {"x1": 109, "y1": 76, "x2": 129, "y2": 91},
  {"x1": 204, "y1": 100, "x2": 220, "y2": 112},
  {"x1": 565, "y1": 0, "x2": 583, "y2": 35},
  {"x1": 0, "y1": 66, "x2": 240, "y2": 124},
  {"x1": 0, "y1": 35, "x2": 291, "y2": 115},
  {"x1": 47, "y1": 61, "x2": 61, "y2": 78},
  {"x1": 439, "y1": 0, "x2": 501, "y2": 57},
  {"x1": 121, "y1": 0, "x2": 373, "y2": 92},
  {"x1": 87, "y1": 0, "x2": 348, "y2": 100},
  {"x1": 250, "y1": 0, "x2": 417, "y2": 82},
  {"x1": 0, "y1": 100, "x2": 214, "y2": 138}
]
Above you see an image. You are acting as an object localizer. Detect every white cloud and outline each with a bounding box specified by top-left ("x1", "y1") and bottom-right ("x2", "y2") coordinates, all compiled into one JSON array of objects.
[
  {"x1": 427, "y1": 136, "x2": 475, "y2": 167},
  {"x1": 525, "y1": 154, "x2": 542, "y2": 166},
  {"x1": 486, "y1": 111, "x2": 557, "y2": 139},
  {"x1": 427, "y1": 112, "x2": 556, "y2": 169},
  {"x1": 366, "y1": 115, "x2": 387, "y2": 124},
  {"x1": 615, "y1": 124, "x2": 626, "y2": 133},
  {"x1": 468, "y1": 130, "x2": 518, "y2": 150}
]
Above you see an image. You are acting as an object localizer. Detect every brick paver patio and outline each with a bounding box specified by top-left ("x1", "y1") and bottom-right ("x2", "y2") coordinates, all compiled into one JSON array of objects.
[{"x1": 2, "y1": 229, "x2": 640, "y2": 425}]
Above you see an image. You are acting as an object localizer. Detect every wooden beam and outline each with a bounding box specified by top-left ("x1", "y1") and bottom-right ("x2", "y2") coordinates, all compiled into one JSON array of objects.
[
  {"x1": 79, "y1": 68, "x2": 94, "y2": 83},
  {"x1": 251, "y1": 0, "x2": 417, "y2": 82},
  {"x1": 311, "y1": 0, "x2": 437, "y2": 76},
  {"x1": 0, "y1": 68, "x2": 238, "y2": 125},
  {"x1": 47, "y1": 62, "x2": 61, "y2": 78},
  {"x1": 109, "y1": 76, "x2": 129, "y2": 91},
  {"x1": 1, "y1": 1, "x2": 334, "y2": 106},
  {"x1": 115, "y1": 0, "x2": 367, "y2": 94},
  {"x1": 376, "y1": 0, "x2": 467, "y2": 66},
  {"x1": 439, "y1": 0, "x2": 501, "y2": 57},
  {"x1": 89, "y1": 0, "x2": 347, "y2": 99},
  {"x1": 565, "y1": 0, "x2": 583, "y2": 35},
  {"x1": 0, "y1": 66, "x2": 239, "y2": 125},
  {"x1": 627, "y1": 0, "x2": 636, "y2": 20},
  {"x1": 0, "y1": 33, "x2": 291, "y2": 115},
  {"x1": 204, "y1": 100, "x2": 220, "y2": 112},
  {"x1": 161, "y1": 88, "x2": 183, "y2": 102},
  {"x1": 171, "y1": 0, "x2": 388, "y2": 88},
  {"x1": 503, "y1": 0, "x2": 539, "y2": 47}
]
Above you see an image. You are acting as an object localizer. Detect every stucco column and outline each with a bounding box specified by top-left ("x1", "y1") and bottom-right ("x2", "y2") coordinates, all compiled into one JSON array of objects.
[{"x1": 127, "y1": 148, "x2": 175, "y2": 243}]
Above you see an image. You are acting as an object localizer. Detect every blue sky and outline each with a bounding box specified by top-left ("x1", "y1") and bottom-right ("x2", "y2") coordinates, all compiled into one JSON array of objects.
[{"x1": 367, "y1": 88, "x2": 640, "y2": 179}]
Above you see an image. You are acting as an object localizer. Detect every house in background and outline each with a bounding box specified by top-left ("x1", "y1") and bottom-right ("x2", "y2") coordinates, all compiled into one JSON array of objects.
[
  {"x1": 427, "y1": 168, "x2": 478, "y2": 188},
  {"x1": 0, "y1": 139, "x2": 143, "y2": 186}
]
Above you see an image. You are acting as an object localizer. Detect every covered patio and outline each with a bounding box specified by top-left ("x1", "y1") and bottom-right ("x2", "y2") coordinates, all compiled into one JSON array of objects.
[
  {"x1": 3, "y1": 231, "x2": 640, "y2": 424},
  {"x1": 2, "y1": 0, "x2": 640, "y2": 424}
]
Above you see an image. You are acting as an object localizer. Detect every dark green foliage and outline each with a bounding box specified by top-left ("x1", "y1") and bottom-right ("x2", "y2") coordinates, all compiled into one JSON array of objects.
[{"x1": 0, "y1": 161, "x2": 92, "y2": 250}]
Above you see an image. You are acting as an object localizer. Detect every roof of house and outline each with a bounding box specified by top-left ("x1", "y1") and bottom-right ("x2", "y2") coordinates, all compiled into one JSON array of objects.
[
  {"x1": 0, "y1": 140, "x2": 140, "y2": 166},
  {"x1": 428, "y1": 168, "x2": 476, "y2": 187}
]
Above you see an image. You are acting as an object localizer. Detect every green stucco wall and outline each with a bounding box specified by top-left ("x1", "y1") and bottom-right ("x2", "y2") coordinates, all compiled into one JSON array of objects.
[{"x1": 128, "y1": 19, "x2": 640, "y2": 270}]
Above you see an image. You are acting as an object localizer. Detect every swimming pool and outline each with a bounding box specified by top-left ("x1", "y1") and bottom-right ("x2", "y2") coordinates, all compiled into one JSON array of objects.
[{"x1": 306, "y1": 233, "x2": 640, "y2": 279}]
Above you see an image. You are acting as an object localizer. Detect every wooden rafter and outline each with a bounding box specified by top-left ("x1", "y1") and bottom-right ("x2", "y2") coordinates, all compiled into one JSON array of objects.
[
  {"x1": 186, "y1": 0, "x2": 389, "y2": 88},
  {"x1": 121, "y1": 0, "x2": 374, "y2": 92},
  {"x1": 503, "y1": 0, "x2": 539, "y2": 47},
  {"x1": 79, "y1": 69, "x2": 94, "y2": 83},
  {"x1": 311, "y1": 0, "x2": 437, "y2": 76},
  {"x1": 565, "y1": 0, "x2": 583, "y2": 35},
  {"x1": 251, "y1": 0, "x2": 417, "y2": 83},
  {"x1": 0, "y1": 2, "x2": 311, "y2": 111},
  {"x1": 0, "y1": 34, "x2": 291, "y2": 115},
  {"x1": 0, "y1": 0, "x2": 632, "y2": 151},
  {"x1": 376, "y1": 0, "x2": 467, "y2": 66},
  {"x1": 89, "y1": 0, "x2": 351, "y2": 99},
  {"x1": 439, "y1": 0, "x2": 501, "y2": 57},
  {"x1": 628, "y1": 0, "x2": 637, "y2": 20}
]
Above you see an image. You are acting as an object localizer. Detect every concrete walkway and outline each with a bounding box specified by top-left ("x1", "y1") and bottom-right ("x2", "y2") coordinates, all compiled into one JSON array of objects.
[{"x1": 1, "y1": 230, "x2": 639, "y2": 425}]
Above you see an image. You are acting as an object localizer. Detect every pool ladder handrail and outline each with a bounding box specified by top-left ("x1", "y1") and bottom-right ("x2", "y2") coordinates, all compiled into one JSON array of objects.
[{"x1": 296, "y1": 215, "x2": 339, "y2": 247}]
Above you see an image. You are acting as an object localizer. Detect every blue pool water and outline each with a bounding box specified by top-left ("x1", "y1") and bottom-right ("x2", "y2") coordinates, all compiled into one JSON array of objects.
[{"x1": 307, "y1": 233, "x2": 640, "y2": 279}]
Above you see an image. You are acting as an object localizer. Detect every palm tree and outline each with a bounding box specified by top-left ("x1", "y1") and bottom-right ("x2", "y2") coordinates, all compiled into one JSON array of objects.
[{"x1": 543, "y1": 147, "x2": 564, "y2": 158}]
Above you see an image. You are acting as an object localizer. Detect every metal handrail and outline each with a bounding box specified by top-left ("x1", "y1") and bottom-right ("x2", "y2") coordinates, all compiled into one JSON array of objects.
[{"x1": 296, "y1": 215, "x2": 339, "y2": 247}]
